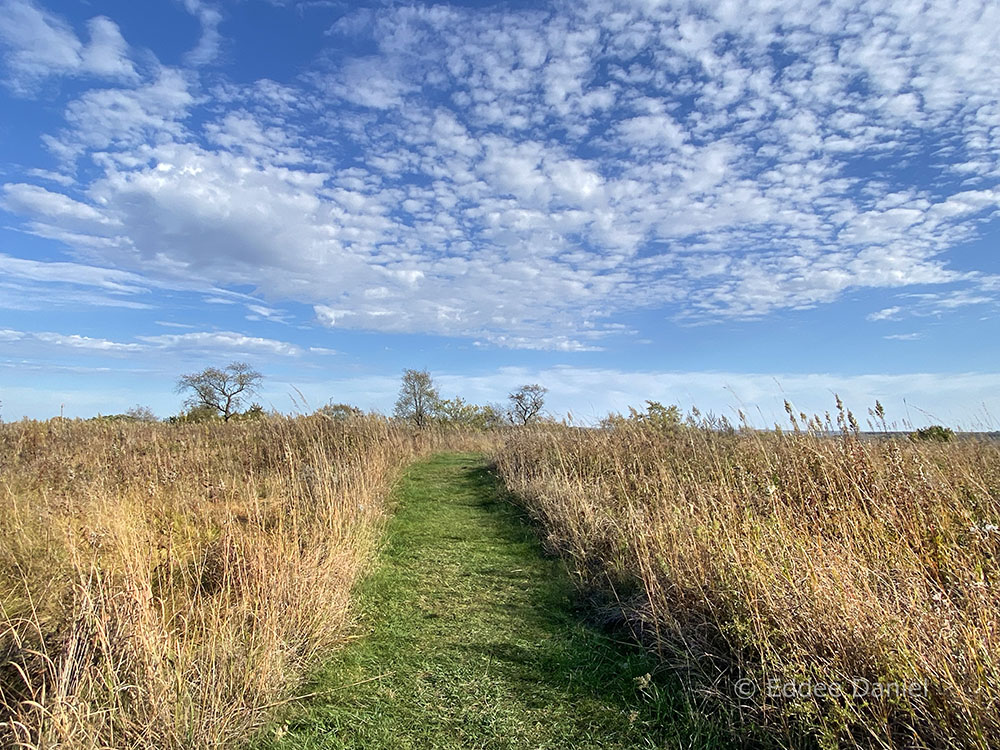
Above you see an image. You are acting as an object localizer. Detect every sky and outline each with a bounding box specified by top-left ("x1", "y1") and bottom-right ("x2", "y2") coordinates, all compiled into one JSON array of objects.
[{"x1": 0, "y1": 0, "x2": 998, "y2": 427}]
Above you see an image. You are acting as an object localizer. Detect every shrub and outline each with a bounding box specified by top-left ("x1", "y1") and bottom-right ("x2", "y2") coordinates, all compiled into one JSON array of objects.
[
  {"x1": 600, "y1": 400, "x2": 682, "y2": 432},
  {"x1": 911, "y1": 424, "x2": 955, "y2": 442},
  {"x1": 316, "y1": 402, "x2": 364, "y2": 421},
  {"x1": 167, "y1": 404, "x2": 223, "y2": 423}
]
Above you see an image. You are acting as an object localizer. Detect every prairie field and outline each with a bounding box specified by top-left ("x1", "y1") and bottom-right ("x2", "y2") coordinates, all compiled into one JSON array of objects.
[
  {"x1": 2, "y1": 0, "x2": 996, "y2": 747},
  {"x1": 0, "y1": 416, "x2": 476, "y2": 749},
  {"x1": 4, "y1": 409, "x2": 999, "y2": 750},
  {"x1": 494, "y1": 416, "x2": 1000, "y2": 749}
]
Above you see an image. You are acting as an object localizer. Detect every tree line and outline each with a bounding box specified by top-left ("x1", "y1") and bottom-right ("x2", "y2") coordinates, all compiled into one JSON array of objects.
[
  {"x1": 20, "y1": 360, "x2": 959, "y2": 440},
  {"x1": 391, "y1": 368, "x2": 548, "y2": 428},
  {"x1": 95, "y1": 362, "x2": 549, "y2": 428}
]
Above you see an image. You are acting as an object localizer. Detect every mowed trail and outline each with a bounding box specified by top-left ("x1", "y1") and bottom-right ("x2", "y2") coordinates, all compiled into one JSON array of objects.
[{"x1": 255, "y1": 453, "x2": 715, "y2": 750}]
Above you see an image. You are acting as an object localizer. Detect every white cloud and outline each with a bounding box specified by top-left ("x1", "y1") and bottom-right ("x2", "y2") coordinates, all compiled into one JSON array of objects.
[
  {"x1": 25, "y1": 168, "x2": 74, "y2": 186},
  {"x1": 0, "y1": 253, "x2": 144, "y2": 293},
  {"x1": 245, "y1": 303, "x2": 288, "y2": 322},
  {"x1": 182, "y1": 0, "x2": 223, "y2": 66},
  {"x1": 79, "y1": 16, "x2": 135, "y2": 78},
  {"x1": 868, "y1": 306, "x2": 902, "y2": 322},
  {"x1": 2, "y1": 0, "x2": 999, "y2": 348},
  {"x1": 0, "y1": 327, "x2": 303, "y2": 358},
  {"x1": 3, "y1": 182, "x2": 113, "y2": 227},
  {"x1": 0, "y1": 0, "x2": 136, "y2": 91},
  {"x1": 33, "y1": 331, "x2": 144, "y2": 351},
  {"x1": 0, "y1": 252, "x2": 162, "y2": 311},
  {"x1": 54, "y1": 67, "x2": 194, "y2": 156},
  {"x1": 0, "y1": 328, "x2": 143, "y2": 352},
  {"x1": 138, "y1": 331, "x2": 301, "y2": 356},
  {"x1": 326, "y1": 57, "x2": 415, "y2": 109}
]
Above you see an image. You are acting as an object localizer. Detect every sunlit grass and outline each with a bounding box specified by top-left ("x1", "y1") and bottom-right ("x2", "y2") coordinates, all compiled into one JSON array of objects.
[
  {"x1": 0, "y1": 416, "x2": 481, "y2": 749},
  {"x1": 494, "y1": 412, "x2": 1000, "y2": 748}
]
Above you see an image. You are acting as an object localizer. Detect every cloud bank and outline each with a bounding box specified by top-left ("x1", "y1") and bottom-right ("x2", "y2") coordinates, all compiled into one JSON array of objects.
[{"x1": 0, "y1": 0, "x2": 998, "y2": 351}]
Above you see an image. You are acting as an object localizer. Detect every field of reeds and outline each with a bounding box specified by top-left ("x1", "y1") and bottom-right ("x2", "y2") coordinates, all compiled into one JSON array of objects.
[
  {"x1": 0, "y1": 416, "x2": 472, "y2": 749},
  {"x1": 493, "y1": 410, "x2": 1000, "y2": 749}
]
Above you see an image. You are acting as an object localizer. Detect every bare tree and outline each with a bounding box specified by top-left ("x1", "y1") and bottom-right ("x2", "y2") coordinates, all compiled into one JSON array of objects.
[
  {"x1": 508, "y1": 384, "x2": 547, "y2": 425},
  {"x1": 393, "y1": 369, "x2": 439, "y2": 427},
  {"x1": 176, "y1": 362, "x2": 263, "y2": 422}
]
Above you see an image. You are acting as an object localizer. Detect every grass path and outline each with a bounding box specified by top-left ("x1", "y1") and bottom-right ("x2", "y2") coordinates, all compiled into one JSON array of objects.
[{"x1": 255, "y1": 453, "x2": 717, "y2": 749}]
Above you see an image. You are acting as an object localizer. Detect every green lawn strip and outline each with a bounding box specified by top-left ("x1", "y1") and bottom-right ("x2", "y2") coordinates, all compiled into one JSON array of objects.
[{"x1": 254, "y1": 452, "x2": 723, "y2": 749}]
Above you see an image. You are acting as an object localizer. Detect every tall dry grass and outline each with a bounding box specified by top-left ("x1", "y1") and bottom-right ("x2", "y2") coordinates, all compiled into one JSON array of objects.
[
  {"x1": 494, "y1": 414, "x2": 1000, "y2": 748},
  {"x1": 0, "y1": 416, "x2": 471, "y2": 749}
]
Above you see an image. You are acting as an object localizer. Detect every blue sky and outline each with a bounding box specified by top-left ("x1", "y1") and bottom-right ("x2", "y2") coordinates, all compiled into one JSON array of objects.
[{"x1": 1, "y1": 0, "x2": 998, "y2": 426}]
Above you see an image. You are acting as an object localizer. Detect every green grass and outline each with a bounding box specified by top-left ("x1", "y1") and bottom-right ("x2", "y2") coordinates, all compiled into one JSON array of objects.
[{"x1": 254, "y1": 453, "x2": 722, "y2": 749}]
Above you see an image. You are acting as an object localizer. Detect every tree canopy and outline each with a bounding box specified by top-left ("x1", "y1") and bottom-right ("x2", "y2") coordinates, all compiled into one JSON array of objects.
[
  {"x1": 393, "y1": 369, "x2": 439, "y2": 427},
  {"x1": 176, "y1": 362, "x2": 263, "y2": 422},
  {"x1": 508, "y1": 384, "x2": 547, "y2": 425}
]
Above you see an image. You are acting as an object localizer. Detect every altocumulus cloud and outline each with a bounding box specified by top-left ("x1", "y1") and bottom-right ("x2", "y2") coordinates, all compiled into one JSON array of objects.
[
  {"x1": 0, "y1": 0, "x2": 136, "y2": 92},
  {"x1": 0, "y1": 0, "x2": 999, "y2": 349}
]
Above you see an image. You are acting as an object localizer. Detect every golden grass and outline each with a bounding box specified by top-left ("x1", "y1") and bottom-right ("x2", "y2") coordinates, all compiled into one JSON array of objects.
[
  {"x1": 494, "y1": 417, "x2": 1000, "y2": 748},
  {"x1": 0, "y1": 416, "x2": 479, "y2": 749}
]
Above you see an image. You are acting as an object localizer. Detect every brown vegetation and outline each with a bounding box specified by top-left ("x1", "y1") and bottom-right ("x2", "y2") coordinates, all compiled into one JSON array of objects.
[
  {"x1": 493, "y1": 412, "x2": 1000, "y2": 748},
  {"x1": 0, "y1": 416, "x2": 477, "y2": 749}
]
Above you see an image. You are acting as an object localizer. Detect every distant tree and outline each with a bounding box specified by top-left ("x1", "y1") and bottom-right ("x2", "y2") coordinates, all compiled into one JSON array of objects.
[
  {"x1": 394, "y1": 369, "x2": 439, "y2": 427},
  {"x1": 317, "y1": 402, "x2": 364, "y2": 421},
  {"x1": 911, "y1": 424, "x2": 955, "y2": 443},
  {"x1": 508, "y1": 384, "x2": 547, "y2": 425},
  {"x1": 167, "y1": 404, "x2": 222, "y2": 424},
  {"x1": 484, "y1": 402, "x2": 511, "y2": 429},
  {"x1": 636, "y1": 400, "x2": 682, "y2": 431},
  {"x1": 176, "y1": 362, "x2": 263, "y2": 422},
  {"x1": 601, "y1": 400, "x2": 682, "y2": 433},
  {"x1": 126, "y1": 404, "x2": 158, "y2": 422},
  {"x1": 90, "y1": 406, "x2": 156, "y2": 423},
  {"x1": 599, "y1": 411, "x2": 628, "y2": 430},
  {"x1": 236, "y1": 402, "x2": 266, "y2": 421},
  {"x1": 435, "y1": 397, "x2": 507, "y2": 429},
  {"x1": 435, "y1": 396, "x2": 476, "y2": 425}
]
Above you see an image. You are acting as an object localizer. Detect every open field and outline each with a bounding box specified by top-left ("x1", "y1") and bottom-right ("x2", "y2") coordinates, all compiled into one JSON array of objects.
[
  {"x1": 3, "y1": 0, "x2": 997, "y2": 746},
  {"x1": 494, "y1": 419, "x2": 1000, "y2": 748},
  {"x1": 0, "y1": 417, "x2": 479, "y2": 748},
  {"x1": 4, "y1": 412, "x2": 999, "y2": 749}
]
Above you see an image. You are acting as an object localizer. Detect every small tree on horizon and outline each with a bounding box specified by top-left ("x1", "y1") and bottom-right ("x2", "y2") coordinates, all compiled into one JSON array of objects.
[
  {"x1": 508, "y1": 384, "x2": 547, "y2": 425},
  {"x1": 176, "y1": 362, "x2": 263, "y2": 422},
  {"x1": 394, "y1": 369, "x2": 439, "y2": 428},
  {"x1": 435, "y1": 397, "x2": 508, "y2": 429},
  {"x1": 317, "y1": 402, "x2": 364, "y2": 421},
  {"x1": 601, "y1": 401, "x2": 682, "y2": 432},
  {"x1": 911, "y1": 424, "x2": 955, "y2": 442},
  {"x1": 126, "y1": 404, "x2": 158, "y2": 422},
  {"x1": 167, "y1": 404, "x2": 222, "y2": 424}
]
